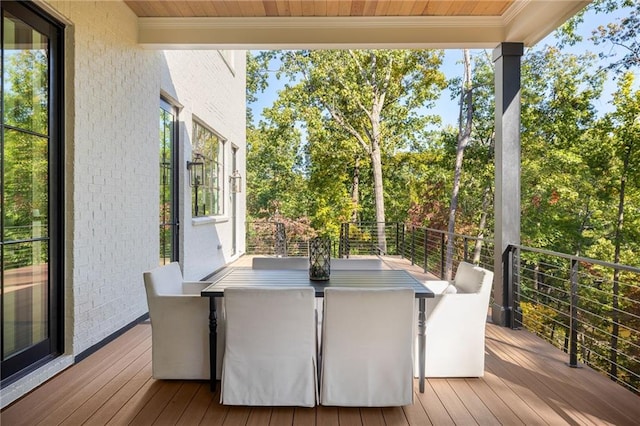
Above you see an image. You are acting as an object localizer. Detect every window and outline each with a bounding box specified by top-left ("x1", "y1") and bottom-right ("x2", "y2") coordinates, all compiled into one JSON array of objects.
[
  {"x1": 159, "y1": 99, "x2": 178, "y2": 264},
  {"x1": 1, "y1": 0, "x2": 64, "y2": 384},
  {"x1": 192, "y1": 121, "x2": 225, "y2": 217}
]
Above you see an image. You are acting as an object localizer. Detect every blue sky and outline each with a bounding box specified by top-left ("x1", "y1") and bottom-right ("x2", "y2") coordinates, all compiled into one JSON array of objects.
[{"x1": 248, "y1": 5, "x2": 637, "y2": 128}]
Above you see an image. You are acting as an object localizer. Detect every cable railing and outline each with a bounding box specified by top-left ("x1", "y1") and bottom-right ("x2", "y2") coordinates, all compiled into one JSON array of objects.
[
  {"x1": 245, "y1": 220, "x2": 494, "y2": 277},
  {"x1": 397, "y1": 225, "x2": 494, "y2": 278},
  {"x1": 508, "y1": 245, "x2": 640, "y2": 394},
  {"x1": 245, "y1": 220, "x2": 640, "y2": 393}
]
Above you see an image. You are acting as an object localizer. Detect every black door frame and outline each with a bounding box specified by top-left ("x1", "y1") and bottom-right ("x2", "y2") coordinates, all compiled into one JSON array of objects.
[
  {"x1": 159, "y1": 97, "x2": 179, "y2": 263},
  {"x1": 1, "y1": 0, "x2": 65, "y2": 386}
]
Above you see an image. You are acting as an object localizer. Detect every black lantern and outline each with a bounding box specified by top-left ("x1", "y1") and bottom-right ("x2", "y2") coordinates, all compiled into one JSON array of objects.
[
  {"x1": 187, "y1": 153, "x2": 205, "y2": 188},
  {"x1": 309, "y1": 237, "x2": 331, "y2": 281},
  {"x1": 230, "y1": 169, "x2": 242, "y2": 193},
  {"x1": 187, "y1": 153, "x2": 205, "y2": 216}
]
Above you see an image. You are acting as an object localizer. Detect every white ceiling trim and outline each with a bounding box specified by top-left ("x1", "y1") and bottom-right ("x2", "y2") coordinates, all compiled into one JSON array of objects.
[
  {"x1": 138, "y1": 16, "x2": 505, "y2": 49},
  {"x1": 137, "y1": 1, "x2": 592, "y2": 50}
]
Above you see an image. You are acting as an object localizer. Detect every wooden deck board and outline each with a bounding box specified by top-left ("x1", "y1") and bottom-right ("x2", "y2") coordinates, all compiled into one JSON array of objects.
[
  {"x1": 337, "y1": 407, "x2": 362, "y2": 425},
  {"x1": 245, "y1": 406, "x2": 272, "y2": 425},
  {"x1": 3, "y1": 257, "x2": 640, "y2": 425},
  {"x1": 175, "y1": 383, "x2": 215, "y2": 425},
  {"x1": 293, "y1": 406, "x2": 316, "y2": 425},
  {"x1": 360, "y1": 407, "x2": 385, "y2": 426}
]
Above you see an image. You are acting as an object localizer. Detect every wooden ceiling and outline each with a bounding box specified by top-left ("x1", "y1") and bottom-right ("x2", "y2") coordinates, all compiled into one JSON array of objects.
[
  {"x1": 125, "y1": 1, "x2": 514, "y2": 18},
  {"x1": 128, "y1": 1, "x2": 592, "y2": 49}
]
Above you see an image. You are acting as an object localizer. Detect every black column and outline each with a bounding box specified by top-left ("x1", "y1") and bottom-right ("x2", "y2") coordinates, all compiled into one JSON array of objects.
[{"x1": 492, "y1": 42, "x2": 523, "y2": 327}]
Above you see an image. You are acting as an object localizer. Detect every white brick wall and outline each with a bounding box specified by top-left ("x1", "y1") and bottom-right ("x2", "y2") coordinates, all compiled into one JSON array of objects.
[
  {"x1": 161, "y1": 50, "x2": 247, "y2": 280},
  {"x1": 67, "y1": 1, "x2": 159, "y2": 356},
  {"x1": 2, "y1": 0, "x2": 246, "y2": 407}
]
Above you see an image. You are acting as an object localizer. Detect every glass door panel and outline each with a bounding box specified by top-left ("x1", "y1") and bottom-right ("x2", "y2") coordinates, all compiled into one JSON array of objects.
[
  {"x1": 2, "y1": 1, "x2": 63, "y2": 383},
  {"x1": 159, "y1": 100, "x2": 178, "y2": 265}
]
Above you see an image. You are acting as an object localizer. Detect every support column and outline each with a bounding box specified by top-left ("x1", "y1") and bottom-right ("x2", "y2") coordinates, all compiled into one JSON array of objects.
[{"x1": 492, "y1": 42, "x2": 523, "y2": 327}]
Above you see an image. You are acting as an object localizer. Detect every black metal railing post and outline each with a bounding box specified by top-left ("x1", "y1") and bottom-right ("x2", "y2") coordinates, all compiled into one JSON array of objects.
[
  {"x1": 400, "y1": 223, "x2": 406, "y2": 259},
  {"x1": 395, "y1": 222, "x2": 400, "y2": 256},
  {"x1": 510, "y1": 245, "x2": 522, "y2": 329},
  {"x1": 506, "y1": 244, "x2": 516, "y2": 328},
  {"x1": 423, "y1": 228, "x2": 428, "y2": 274},
  {"x1": 568, "y1": 258, "x2": 580, "y2": 368},
  {"x1": 440, "y1": 232, "x2": 446, "y2": 279},
  {"x1": 411, "y1": 226, "x2": 416, "y2": 265}
]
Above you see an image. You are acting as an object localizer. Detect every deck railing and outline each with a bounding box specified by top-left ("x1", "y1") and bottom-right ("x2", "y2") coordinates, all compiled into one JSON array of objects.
[
  {"x1": 507, "y1": 245, "x2": 640, "y2": 393},
  {"x1": 246, "y1": 220, "x2": 640, "y2": 393}
]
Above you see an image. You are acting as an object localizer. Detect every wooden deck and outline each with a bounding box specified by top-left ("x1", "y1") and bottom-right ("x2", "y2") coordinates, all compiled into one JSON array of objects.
[{"x1": 3, "y1": 257, "x2": 640, "y2": 425}]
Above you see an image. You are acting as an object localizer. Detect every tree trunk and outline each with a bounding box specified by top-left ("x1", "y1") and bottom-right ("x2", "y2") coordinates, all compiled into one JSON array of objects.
[
  {"x1": 473, "y1": 134, "x2": 494, "y2": 263},
  {"x1": 445, "y1": 49, "x2": 473, "y2": 279},
  {"x1": 473, "y1": 184, "x2": 491, "y2": 263},
  {"x1": 369, "y1": 91, "x2": 387, "y2": 254},
  {"x1": 370, "y1": 141, "x2": 387, "y2": 254},
  {"x1": 351, "y1": 157, "x2": 360, "y2": 223},
  {"x1": 609, "y1": 142, "x2": 631, "y2": 381}
]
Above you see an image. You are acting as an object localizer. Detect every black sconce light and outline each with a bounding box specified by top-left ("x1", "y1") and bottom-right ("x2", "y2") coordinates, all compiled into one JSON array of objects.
[
  {"x1": 187, "y1": 153, "x2": 205, "y2": 188},
  {"x1": 187, "y1": 153, "x2": 205, "y2": 216},
  {"x1": 230, "y1": 169, "x2": 242, "y2": 193}
]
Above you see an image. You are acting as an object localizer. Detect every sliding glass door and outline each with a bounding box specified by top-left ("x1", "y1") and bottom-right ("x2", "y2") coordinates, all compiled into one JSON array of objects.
[{"x1": 1, "y1": 1, "x2": 64, "y2": 384}]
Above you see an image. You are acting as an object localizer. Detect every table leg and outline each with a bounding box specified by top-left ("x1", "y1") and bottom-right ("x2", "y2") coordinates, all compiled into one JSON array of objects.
[
  {"x1": 209, "y1": 297, "x2": 218, "y2": 392},
  {"x1": 418, "y1": 298, "x2": 426, "y2": 393}
]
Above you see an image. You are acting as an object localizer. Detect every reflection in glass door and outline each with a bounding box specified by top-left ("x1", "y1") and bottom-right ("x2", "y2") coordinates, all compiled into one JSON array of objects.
[
  {"x1": 1, "y1": 2, "x2": 64, "y2": 383},
  {"x1": 159, "y1": 99, "x2": 178, "y2": 265}
]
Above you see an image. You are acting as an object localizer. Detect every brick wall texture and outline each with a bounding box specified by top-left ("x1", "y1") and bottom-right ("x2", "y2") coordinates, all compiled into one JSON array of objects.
[{"x1": 1, "y1": 0, "x2": 246, "y2": 407}]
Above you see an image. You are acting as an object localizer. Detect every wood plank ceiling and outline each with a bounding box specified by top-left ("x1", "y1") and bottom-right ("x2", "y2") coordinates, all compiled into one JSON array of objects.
[
  {"x1": 128, "y1": 1, "x2": 591, "y2": 49},
  {"x1": 125, "y1": 0, "x2": 514, "y2": 18}
]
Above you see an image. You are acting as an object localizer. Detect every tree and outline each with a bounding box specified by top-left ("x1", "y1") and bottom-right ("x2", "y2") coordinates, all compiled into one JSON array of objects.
[
  {"x1": 590, "y1": 0, "x2": 640, "y2": 72},
  {"x1": 590, "y1": 73, "x2": 640, "y2": 378},
  {"x1": 444, "y1": 49, "x2": 473, "y2": 279},
  {"x1": 272, "y1": 49, "x2": 446, "y2": 253},
  {"x1": 246, "y1": 104, "x2": 308, "y2": 221}
]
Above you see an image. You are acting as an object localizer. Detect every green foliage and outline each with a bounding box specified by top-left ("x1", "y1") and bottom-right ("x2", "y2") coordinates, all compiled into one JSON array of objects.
[{"x1": 3, "y1": 49, "x2": 50, "y2": 267}]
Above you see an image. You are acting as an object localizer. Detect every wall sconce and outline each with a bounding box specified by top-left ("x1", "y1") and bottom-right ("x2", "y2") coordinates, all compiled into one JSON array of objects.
[
  {"x1": 187, "y1": 153, "x2": 205, "y2": 188},
  {"x1": 230, "y1": 169, "x2": 242, "y2": 193}
]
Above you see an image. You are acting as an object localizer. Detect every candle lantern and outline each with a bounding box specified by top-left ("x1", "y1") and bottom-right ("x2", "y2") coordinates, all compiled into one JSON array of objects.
[{"x1": 309, "y1": 237, "x2": 331, "y2": 281}]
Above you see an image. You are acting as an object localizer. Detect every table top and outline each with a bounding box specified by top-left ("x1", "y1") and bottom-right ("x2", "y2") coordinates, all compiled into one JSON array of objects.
[{"x1": 201, "y1": 268, "x2": 434, "y2": 298}]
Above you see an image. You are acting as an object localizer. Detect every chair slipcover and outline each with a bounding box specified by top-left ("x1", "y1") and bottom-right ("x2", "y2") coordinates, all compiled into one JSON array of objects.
[
  {"x1": 320, "y1": 287, "x2": 415, "y2": 407},
  {"x1": 251, "y1": 256, "x2": 308, "y2": 270},
  {"x1": 143, "y1": 262, "x2": 224, "y2": 380},
  {"x1": 331, "y1": 258, "x2": 384, "y2": 270},
  {"x1": 418, "y1": 261, "x2": 494, "y2": 377},
  {"x1": 221, "y1": 287, "x2": 317, "y2": 407}
]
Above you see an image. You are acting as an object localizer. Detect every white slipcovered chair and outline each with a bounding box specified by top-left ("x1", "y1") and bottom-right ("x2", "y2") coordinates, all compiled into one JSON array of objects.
[
  {"x1": 320, "y1": 287, "x2": 415, "y2": 407},
  {"x1": 251, "y1": 256, "x2": 308, "y2": 270},
  {"x1": 331, "y1": 258, "x2": 384, "y2": 270},
  {"x1": 418, "y1": 261, "x2": 494, "y2": 377},
  {"x1": 221, "y1": 287, "x2": 317, "y2": 407},
  {"x1": 143, "y1": 262, "x2": 224, "y2": 380}
]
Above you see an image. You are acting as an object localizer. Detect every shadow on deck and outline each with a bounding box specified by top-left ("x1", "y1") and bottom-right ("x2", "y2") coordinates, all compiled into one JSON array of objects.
[{"x1": 2, "y1": 256, "x2": 639, "y2": 425}]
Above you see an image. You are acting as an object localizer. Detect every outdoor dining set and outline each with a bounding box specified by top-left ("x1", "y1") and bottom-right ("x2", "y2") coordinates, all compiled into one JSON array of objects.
[{"x1": 142, "y1": 256, "x2": 493, "y2": 408}]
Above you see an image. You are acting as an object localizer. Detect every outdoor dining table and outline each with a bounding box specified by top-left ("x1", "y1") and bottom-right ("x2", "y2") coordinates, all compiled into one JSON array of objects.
[{"x1": 201, "y1": 268, "x2": 435, "y2": 393}]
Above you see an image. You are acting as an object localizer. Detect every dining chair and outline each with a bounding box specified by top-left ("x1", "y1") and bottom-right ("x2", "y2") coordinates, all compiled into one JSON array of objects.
[
  {"x1": 143, "y1": 262, "x2": 224, "y2": 380},
  {"x1": 221, "y1": 287, "x2": 317, "y2": 407},
  {"x1": 320, "y1": 287, "x2": 415, "y2": 406},
  {"x1": 251, "y1": 256, "x2": 308, "y2": 269},
  {"x1": 330, "y1": 258, "x2": 384, "y2": 270},
  {"x1": 418, "y1": 261, "x2": 494, "y2": 377}
]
